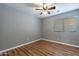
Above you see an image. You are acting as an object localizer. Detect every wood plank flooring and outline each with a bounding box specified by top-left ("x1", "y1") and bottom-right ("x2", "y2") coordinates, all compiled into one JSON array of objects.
[{"x1": 0, "y1": 40, "x2": 79, "y2": 56}]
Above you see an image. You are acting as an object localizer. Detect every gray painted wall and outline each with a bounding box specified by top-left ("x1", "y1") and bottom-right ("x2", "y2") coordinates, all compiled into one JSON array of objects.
[
  {"x1": 0, "y1": 4, "x2": 41, "y2": 51},
  {"x1": 42, "y1": 9, "x2": 79, "y2": 46}
]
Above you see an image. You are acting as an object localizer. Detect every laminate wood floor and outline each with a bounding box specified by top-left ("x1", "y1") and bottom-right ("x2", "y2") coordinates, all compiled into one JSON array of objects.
[{"x1": 0, "y1": 40, "x2": 79, "y2": 56}]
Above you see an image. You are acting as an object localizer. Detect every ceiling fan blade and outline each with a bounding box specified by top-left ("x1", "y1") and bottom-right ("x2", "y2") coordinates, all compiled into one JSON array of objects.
[
  {"x1": 40, "y1": 12, "x2": 43, "y2": 15},
  {"x1": 47, "y1": 11, "x2": 50, "y2": 14},
  {"x1": 48, "y1": 6, "x2": 56, "y2": 10},
  {"x1": 36, "y1": 9, "x2": 43, "y2": 10}
]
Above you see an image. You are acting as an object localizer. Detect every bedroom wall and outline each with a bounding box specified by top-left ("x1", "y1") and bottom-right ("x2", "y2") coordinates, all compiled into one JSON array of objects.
[
  {"x1": 42, "y1": 9, "x2": 79, "y2": 46},
  {"x1": 0, "y1": 4, "x2": 41, "y2": 51}
]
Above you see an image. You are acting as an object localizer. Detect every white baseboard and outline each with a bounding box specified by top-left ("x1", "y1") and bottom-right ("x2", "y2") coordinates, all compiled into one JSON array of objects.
[
  {"x1": 0, "y1": 38, "x2": 79, "y2": 54},
  {"x1": 0, "y1": 38, "x2": 42, "y2": 54},
  {"x1": 41, "y1": 38, "x2": 79, "y2": 48}
]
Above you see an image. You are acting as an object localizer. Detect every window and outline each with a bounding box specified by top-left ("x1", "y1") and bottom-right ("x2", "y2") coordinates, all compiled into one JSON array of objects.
[
  {"x1": 54, "y1": 16, "x2": 77, "y2": 32},
  {"x1": 64, "y1": 17, "x2": 77, "y2": 32},
  {"x1": 54, "y1": 19, "x2": 64, "y2": 32}
]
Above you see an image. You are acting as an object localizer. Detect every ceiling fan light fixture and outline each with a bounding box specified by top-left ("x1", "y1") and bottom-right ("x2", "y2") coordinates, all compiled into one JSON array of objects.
[
  {"x1": 35, "y1": 3, "x2": 56, "y2": 15},
  {"x1": 43, "y1": 10, "x2": 48, "y2": 15}
]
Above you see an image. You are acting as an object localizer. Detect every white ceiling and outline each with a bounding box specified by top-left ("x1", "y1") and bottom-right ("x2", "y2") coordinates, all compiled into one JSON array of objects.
[{"x1": 4, "y1": 3, "x2": 79, "y2": 18}]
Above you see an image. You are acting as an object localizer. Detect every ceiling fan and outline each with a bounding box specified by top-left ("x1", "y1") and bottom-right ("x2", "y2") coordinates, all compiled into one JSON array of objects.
[
  {"x1": 35, "y1": 3, "x2": 56, "y2": 15},
  {"x1": 25, "y1": 3, "x2": 56, "y2": 15}
]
